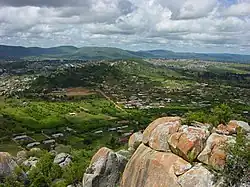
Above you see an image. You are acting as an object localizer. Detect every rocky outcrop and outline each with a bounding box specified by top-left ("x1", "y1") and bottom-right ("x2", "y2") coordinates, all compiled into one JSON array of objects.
[
  {"x1": 22, "y1": 157, "x2": 39, "y2": 168},
  {"x1": 116, "y1": 150, "x2": 131, "y2": 159},
  {"x1": 0, "y1": 152, "x2": 26, "y2": 182},
  {"x1": 143, "y1": 117, "x2": 181, "y2": 143},
  {"x1": 67, "y1": 183, "x2": 82, "y2": 187},
  {"x1": 213, "y1": 121, "x2": 247, "y2": 135},
  {"x1": 53, "y1": 153, "x2": 72, "y2": 168},
  {"x1": 228, "y1": 120, "x2": 250, "y2": 132},
  {"x1": 16, "y1": 150, "x2": 28, "y2": 165},
  {"x1": 168, "y1": 125, "x2": 209, "y2": 162},
  {"x1": 143, "y1": 117, "x2": 181, "y2": 152},
  {"x1": 197, "y1": 133, "x2": 229, "y2": 170},
  {"x1": 118, "y1": 117, "x2": 248, "y2": 187},
  {"x1": 178, "y1": 163, "x2": 216, "y2": 187},
  {"x1": 82, "y1": 147, "x2": 127, "y2": 187},
  {"x1": 120, "y1": 144, "x2": 191, "y2": 187},
  {"x1": 190, "y1": 121, "x2": 212, "y2": 130},
  {"x1": 128, "y1": 131, "x2": 143, "y2": 152},
  {"x1": 214, "y1": 124, "x2": 231, "y2": 135}
]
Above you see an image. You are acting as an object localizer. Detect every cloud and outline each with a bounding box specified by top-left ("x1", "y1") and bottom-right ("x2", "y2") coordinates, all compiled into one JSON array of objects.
[
  {"x1": 0, "y1": 0, "x2": 91, "y2": 7},
  {"x1": 0, "y1": 0, "x2": 249, "y2": 54},
  {"x1": 223, "y1": 2, "x2": 250, "y2": 16},
  {"x1": 160, "y1": 0, "x2": 217, "y2": 20}
]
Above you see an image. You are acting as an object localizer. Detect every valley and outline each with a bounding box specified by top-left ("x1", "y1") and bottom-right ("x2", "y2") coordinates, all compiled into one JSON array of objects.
[
  {"x1": 0, "y1": 57, "x2": 249, "y2": 186},
  {"x1": 0, "y1": 59, "x2": 249, "y2": 155}
]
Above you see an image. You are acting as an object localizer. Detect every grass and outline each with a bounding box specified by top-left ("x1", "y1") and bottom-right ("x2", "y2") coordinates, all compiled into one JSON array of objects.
[
  {"x1": 0, "y1": 141, "x2": 22, "y2": 156},
  {"x1": 0, "y1": 96, "x2": 125, "y2": 129},
  {"x1": 31, "y1": 134, "x2": 47, "y2": 141},
  {"x1": 208, "y1": 66, "x2": 249, "y2": 74},
  {"x1": 163, "y1": 80, "x2": 195, "y2": 89},
  {"x1": 65, "y1": 111, "x2": 115, "y2": 124}
]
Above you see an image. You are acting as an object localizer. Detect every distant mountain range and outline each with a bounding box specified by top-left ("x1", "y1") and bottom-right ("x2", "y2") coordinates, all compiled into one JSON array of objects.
[{"x1": 1, "y1": 45, "x2": 250, "y2": 63}]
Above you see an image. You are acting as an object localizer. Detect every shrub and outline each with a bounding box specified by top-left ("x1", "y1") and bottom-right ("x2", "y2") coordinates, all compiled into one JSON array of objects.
[
  {"x1": 28, "y1": 153, "x2": 63, "y2": 187},
  {"x1": 221, "y1": 128, "x2": 250, "y2": 186},
  {"x1": 62, "y1": 149, "x2": 92, "y2": 184},
  {"x1": 2, "y1": 167, "x2": 25, "y2": 187},
  {"x1": 185, "y1": 104, "x2": 234, "y2": 127}
]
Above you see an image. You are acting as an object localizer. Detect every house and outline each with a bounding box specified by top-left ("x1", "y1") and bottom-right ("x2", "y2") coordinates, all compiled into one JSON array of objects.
[
  {"x1": 65, "y1": 127, "x2": 77, "y2": 133},
  {"x1": 52, "y1": 133, "x2": 64, "y2": 138},
  {"x1": 117, "y1": 125, "x2": 129, "y2": 130},
  {"x1": 26, "y1": 142, "x2": 40, "y2": 148},
  {"x1": 108, "y1": 128, "x2": 117, "y2": 132},
  {"x1": 117, "y1": 130, "x2": 125, "y2": 133},
  {"x1": 118, "y1": 121, "x2": 129, "y2": 124},
  {"x1": 13, "y1": 135, "x2": 31, "y2": 141},
  {"x1": 94, "y1": 130, "x2": 103, "y2": 134},
  {"x1": 122, "y1": 132, "x2": 133, "y2": 137},
  {"x1": 43, "y1": 139, "x2": 56, "y2": 144}
]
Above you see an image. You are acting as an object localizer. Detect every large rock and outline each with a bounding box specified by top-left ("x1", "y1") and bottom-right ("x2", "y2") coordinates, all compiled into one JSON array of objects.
[
  {"x1": 83, "y1": 147, "x2": 127, "y2": 187},
  {"x1": 116, "y1": 150, "x2": 131, "y2": 159},
  {"x1": 197, "y1": 133, "x2": 228, "y2": 170},
  {"x1": 214, "y1": 122, "x2": 243, "y2": 135},
  {"x1": 16, "y1": 150, "x2": 28, "y2": 165},
  {"x1": 178, "y1": 163, "x2": 216, "y2": 187},
  {"x1": 67, "y1": 183, "x2": 82, "y2": 187},
  {"x1": 214, "y1": 124, "x2": 230, "y2": 135},
  {"x1": 228, "y1": 120, "x2": 250, "y2": 132},
  {"x1": 142, "y1": 117, "x2": 181, "y2": 152},
  {"x1": 120, "y1": 144, "x2": 192, "y2": 187},
  {"x1": 128, "y1": 131, "x2": 143, "y2": 152},
  {"x1": 0, "y1": 152, "x2": 26, "y2": 182},
  {"x1": 190, "y1": 121, "x2": 212, "y2": 131},
  {"x1": 53, "y1": 153, "x2": 72, "y2": 168},
  {"x1": 168, "y1": 125, "x2": 209, "y2": 162},
  {"x1": 22, "y1": 157, "x2": 39, "y2": 168}
]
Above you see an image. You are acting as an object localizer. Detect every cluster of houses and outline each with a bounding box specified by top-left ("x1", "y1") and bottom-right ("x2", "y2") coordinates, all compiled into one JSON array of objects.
[
  {"x1": 12, "y1": 132, "x2": 63, "y2": 150},
  {"x1": 93, "y1": 121, "x2": 136, "y2": 144},
  {"x1": 101, "y1": 80, "x2": 174, "y2": 109},
  {"x1": 11, "y1": 121, "x2": 135, "y2": 151},
  {"x1": 100, "y1": 69, "x2": 250, "y2": 111},
  {"x1": 94, "y1": 125, "x2": 130, "y2": 134}
]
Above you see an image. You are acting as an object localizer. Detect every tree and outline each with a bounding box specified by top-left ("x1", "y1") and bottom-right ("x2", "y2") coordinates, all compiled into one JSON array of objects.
[{"x1": 211, "y1": 104, "x2": 233, "y2": 125}]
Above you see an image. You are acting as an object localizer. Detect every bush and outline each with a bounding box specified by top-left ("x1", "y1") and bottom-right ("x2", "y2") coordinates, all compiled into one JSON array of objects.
[
  {"x1": 185, "y1": 104, "x2": 234, "y2": 127},
  {"x1": 63, "y1": 149, "x2": 93, "y2": 184},
  {"x1": 221, "y1": 128, "x2": 250, "y2": 186},
  {"x1": 55, "y1": 144, "x2": 72, "y2": 154},
  {"x1": 211, "y1": 104, "x2": 234, "y2": 125},
  {"x1": 2, "y1": 167, "x2": 25, "y2": 187},
  {"x1": 51, "y1": 180, "x2": 67, "y2": 187},
  {"x1": 2, "y1": 149, "x2": 93, "y2": 187},
  {"x1": 28, "y1": 153, "x2": 63, "y2": 187}
]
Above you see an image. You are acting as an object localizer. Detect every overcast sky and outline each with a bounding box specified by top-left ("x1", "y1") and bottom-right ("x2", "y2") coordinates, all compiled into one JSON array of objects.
[{"x1": 0, "y1": 0, "x2": 250, "y2": 54}]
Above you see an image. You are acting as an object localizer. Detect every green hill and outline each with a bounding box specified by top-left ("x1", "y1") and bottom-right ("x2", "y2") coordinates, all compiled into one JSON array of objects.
[{"x1": 1, "y1": 45, "x2": 250, "y2": 63}]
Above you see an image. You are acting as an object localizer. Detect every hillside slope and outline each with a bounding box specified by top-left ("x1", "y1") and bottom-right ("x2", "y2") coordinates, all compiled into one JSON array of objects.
[{"x1": 1, "y1": 45, "x2": 250, "y2": 63}]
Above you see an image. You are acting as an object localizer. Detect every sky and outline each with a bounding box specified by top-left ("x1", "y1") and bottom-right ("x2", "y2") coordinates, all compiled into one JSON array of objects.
[{"x1": 0, "y1": 0, "x2": 250, "y2": 54}]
